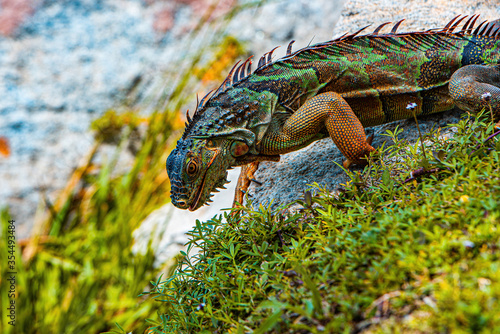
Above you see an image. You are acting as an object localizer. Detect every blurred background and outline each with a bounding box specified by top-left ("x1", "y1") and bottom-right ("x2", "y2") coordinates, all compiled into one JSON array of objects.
[{"x1": 0, "y1": 0, "x2": 343, "y2": 332}]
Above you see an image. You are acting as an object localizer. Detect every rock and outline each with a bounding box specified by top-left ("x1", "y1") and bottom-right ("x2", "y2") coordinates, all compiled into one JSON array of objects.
[{"x1": 0, "y1": 0, "x2": 34, "y2": 37}]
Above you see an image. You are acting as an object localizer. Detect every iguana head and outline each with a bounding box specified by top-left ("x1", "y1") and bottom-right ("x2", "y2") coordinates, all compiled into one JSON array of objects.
[{"x1": 167, "y1": 136, "x2": 234, "y2": 211}]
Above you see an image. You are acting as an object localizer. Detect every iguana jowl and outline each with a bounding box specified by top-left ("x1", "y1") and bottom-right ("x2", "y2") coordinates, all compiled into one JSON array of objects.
[{"x1": 167, "y1": 15, "x2": 500, "y2": 211}]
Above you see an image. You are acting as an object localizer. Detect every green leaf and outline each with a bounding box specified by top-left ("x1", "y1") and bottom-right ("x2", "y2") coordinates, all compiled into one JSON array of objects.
[
  {"x1": 304, "y1": 190, "x2": 313, "y2": 207},
  {"x1": 230, "y1": 243, "x2": 235, "y2": 258},
  {"x1": 257, "y1": 300, "x2": 286, "y2": 311},
  {"x1": 433, "y1": 150, "x2": 447, "y2": 162},
  {"x1": 296, "y1": 266, "x2": 324, "y2": 318}
]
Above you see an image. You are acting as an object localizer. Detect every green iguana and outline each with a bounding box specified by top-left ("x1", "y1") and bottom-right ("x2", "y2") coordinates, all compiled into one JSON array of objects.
[{"x1": 167, "y1": 15, "x2": 500, "y2": 211}]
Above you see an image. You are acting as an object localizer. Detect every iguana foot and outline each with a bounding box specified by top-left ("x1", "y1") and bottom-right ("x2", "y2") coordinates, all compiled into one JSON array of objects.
[
  {"x1": 232, "y1": 162, "x2": 260, "y2": 208},
  {"x1": 343, "y1": 133, "x2": 375, "y2": 169}
]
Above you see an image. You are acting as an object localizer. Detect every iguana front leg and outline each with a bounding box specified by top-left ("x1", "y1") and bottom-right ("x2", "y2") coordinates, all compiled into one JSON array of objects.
[
  {"x1": 232, "y1": 154, "x2": 280, "y2": 208},
  {"x1": 450, "y1": 64, "x2": 500, "y2": 125},
  {"x1": 259, "y1": 91, "x2": 375, "y2": 168}
]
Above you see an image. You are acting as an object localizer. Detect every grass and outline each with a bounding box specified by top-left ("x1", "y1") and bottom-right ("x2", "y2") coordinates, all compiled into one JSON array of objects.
[
  {"x1": 0, "y1": 105, "x2": 176, "y2": 332},
  {"x1": 1, "y1": 2, "x2": 497, "y2": 332},
  {"x1": 145, "y1": 112, "x2": 500, "y2": 333}
]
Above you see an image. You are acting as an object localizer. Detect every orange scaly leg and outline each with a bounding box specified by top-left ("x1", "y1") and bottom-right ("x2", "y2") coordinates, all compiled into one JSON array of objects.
[{"x1": 232, "y1": 161, "x2": 260, "y2": 208}]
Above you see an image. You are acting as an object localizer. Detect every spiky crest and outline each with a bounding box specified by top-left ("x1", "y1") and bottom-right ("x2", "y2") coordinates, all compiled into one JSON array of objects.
[
  {"x1": 257, "y1": 46, "x2": 280, "y2": 69},
  {"x1": 473, "y1": 20, "x2": 486, "y2": 35},
  {"x1": 181, "y1": 15, "x2": 500, "y2": 140},
  {"x1": 460, "y1": 15, "x2": 478, "y2": 34},
  {"x1": 442, "y1": 15, "x2": 461, "y2": 33},
  {"x1": 373, "y1": 22, "x2": 392, "y2": 35},
  {"x1": 340, "y1": 24, "x2": 372, "y2": 41}
]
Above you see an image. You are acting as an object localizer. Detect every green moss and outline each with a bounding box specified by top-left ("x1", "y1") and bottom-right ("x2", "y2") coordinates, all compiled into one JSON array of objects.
[{"x1": 147, "y1": 112, "x2": 500, "y2": 333}]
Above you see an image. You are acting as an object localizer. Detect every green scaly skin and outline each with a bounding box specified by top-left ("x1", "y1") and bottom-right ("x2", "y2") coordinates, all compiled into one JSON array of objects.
[{"x1": 167, "y1": 15, "x2": 500, "y2": 211}]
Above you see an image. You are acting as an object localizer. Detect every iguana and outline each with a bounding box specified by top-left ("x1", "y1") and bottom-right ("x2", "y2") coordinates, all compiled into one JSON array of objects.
[{"x1": 167, "y1": 15, "x2": 500, "y2": 211}]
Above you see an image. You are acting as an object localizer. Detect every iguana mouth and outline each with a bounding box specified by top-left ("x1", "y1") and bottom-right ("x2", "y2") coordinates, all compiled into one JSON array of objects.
[{"x1": 189, "y1": 149, "x2": 220, "y2": 211}]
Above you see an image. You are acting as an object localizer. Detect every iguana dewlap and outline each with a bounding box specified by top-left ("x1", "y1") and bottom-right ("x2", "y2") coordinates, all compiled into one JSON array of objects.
[{"x1": 167, "y1": 15, "x2": 500, "y2": 211}]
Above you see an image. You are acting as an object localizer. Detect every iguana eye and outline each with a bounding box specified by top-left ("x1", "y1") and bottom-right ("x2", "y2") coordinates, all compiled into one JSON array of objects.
[{"x1": 186, "y1": 160, "x2": 198, "y2": 176}]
